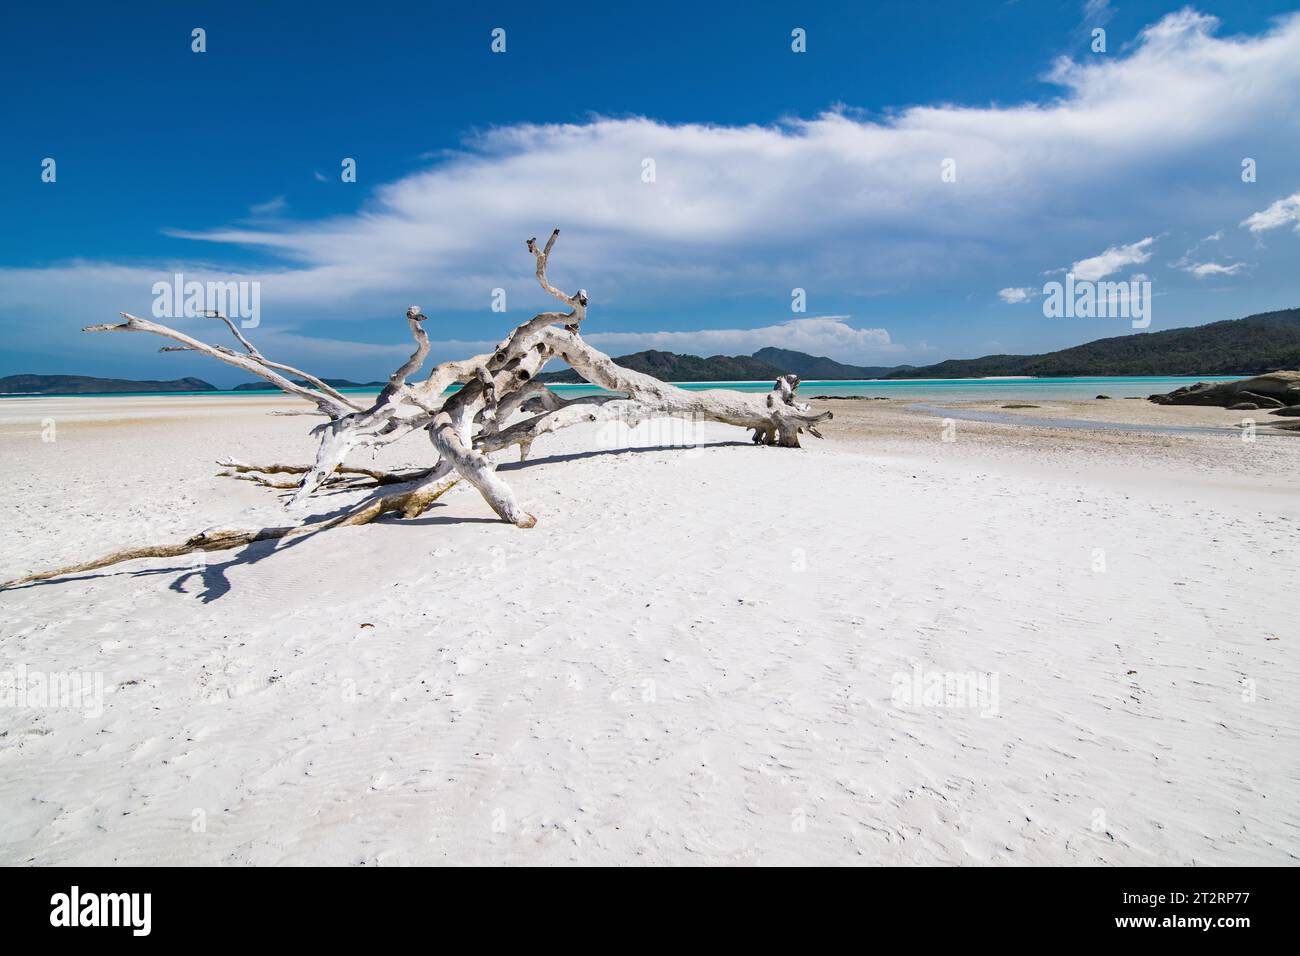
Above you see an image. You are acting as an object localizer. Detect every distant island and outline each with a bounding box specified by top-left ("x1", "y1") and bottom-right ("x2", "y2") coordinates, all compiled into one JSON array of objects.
[
  {"x1": 0, "y1": 374, "x2": 382, "y2": 396},
  {"x1": 0, "y1": 374, "x2": 217, "y2": 395},
  {"x1": 5, "y1": 308, "x2": 1296, "y2": 394},
  {"x1": 543, "y1": 306, "x2": 1294, "y2": 382},
  {"x1": 536, "y1": 348, "x2": 913, "y2": 384},
  {"x1": 884, "y1": 307, "x2": 1300, "y2": 379},
  {"x1": 752, "y1": 348, "x2": 915, "y2": 380},
  {"x1": 538, "y1": 351, "x2": 785, "y2": 384},
  {"x1": 536, "y1": 308, "x2": 1297, "y2": 383}
]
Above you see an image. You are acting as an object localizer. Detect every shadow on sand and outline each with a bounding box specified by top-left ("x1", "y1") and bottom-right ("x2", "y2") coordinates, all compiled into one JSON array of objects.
[{"x1": 4, "y1": 441, "x2": 751, "y2": 601}]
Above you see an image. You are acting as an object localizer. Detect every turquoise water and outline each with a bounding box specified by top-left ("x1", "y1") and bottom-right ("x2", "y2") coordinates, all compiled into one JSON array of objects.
[
  {"x1": 0, "y1": 375, "x2": 1245, "y2": 402},
  {"x1": 557, "y1": 375, "x2": 1246, "y2": 401}
]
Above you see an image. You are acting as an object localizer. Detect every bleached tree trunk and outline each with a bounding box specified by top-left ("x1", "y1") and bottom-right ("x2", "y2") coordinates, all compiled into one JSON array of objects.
[{"x1": 1, "y1": 230, "x2": 832, "y2": 589}]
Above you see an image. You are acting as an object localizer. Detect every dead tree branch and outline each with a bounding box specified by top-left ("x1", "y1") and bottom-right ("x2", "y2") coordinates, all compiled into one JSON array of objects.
[{"x1": 2, "y1": 230, "x2": 831, "y2": 589}]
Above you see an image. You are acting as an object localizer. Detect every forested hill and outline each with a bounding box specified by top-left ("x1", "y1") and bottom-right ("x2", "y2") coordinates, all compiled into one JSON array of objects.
[
  {"x1": 537, "y1": 349, "x2": 786, "y2": 383},
  {"x1": 885, "y1": 308, "x2": 1300, "y2": 379},
  {"x1": 537, "y1": 347, "x2": 911, "y2": 383},
  {"x1": 750, "y1": 347, "x2": 912, "y2": 379},
  {"x1": 0, "y1": 374, "x2": 217, "y2": 394},
  {"x1": 11, "y1": 310, "x2": 1296, "y2": 393}
]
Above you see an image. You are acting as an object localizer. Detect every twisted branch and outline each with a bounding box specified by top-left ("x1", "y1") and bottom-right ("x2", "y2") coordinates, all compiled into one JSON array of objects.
[{"x1": 3, "y1": 229, "x2": 833, "y2": 590}]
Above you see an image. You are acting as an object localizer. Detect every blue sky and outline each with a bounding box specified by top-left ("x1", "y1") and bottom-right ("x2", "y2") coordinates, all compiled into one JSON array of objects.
[{"x1": 3, "y1": 0, "x2": 1300, "y2": 384}]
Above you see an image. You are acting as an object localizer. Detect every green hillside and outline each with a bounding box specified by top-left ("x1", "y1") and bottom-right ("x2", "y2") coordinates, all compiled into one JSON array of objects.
[
  {"x1": 887, "y1": 308, "x2": 1300, "y2": 378},
  {"x1": 0, "y1": 374, "x2": 217, "y2": 395},
  {"x1": 537, "y1": 349, "x2": 785, "y2": 384}
]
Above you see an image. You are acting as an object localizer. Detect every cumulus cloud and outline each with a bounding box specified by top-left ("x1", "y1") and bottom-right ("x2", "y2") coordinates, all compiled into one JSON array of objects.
[
  {"x1": 1070, "y1": 237, "x2": 1156, "y2": 281},
  {"x1": 997, "y1": 287, "x2": 1036, "y2": 304},
  {"x1": 4, "y1": 8, "x2": 1300, "y2": 376},
  {"x1": 577, "y1": 316, "x2": 896, "y2": 361},
  {"x1": 153, "y1": 10, "x2": 1300, "y2": 307},
  {"x1": 1241, "y1": 190, "x2": 1300, "y2": 233}
]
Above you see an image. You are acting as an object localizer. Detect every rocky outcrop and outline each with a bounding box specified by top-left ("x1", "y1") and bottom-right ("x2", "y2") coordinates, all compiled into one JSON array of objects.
[{"x1": 1148, "y1": 371, "x2": 1300, "y2": 408}]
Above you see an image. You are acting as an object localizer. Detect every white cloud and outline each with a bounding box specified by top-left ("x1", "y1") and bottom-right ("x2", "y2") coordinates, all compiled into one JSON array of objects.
[
  {"x1": 150, "y1": 11, "x2": 1300, "y2": 307},
  {"x1": 997, "y1": 287, "x2": 1035, "y2": 304},
  {"x1": 1241, "y1": 190, "x2": 1300, "y2": 233},
  {"x1": 1182, "y1": 261, "x2": 1248, "y2": 278},
  {"x1": 580, "y1": 317, "x2": 897, "y2": 362},
  {"x1": 1070, "y1": 237, "x2": 1156, "y2": 281},
  {"x1": 4, "y1": 8, "x2": 1300, "y2": 375},
  {"x1": 248, "y1": 196, "x2": 287, "y2": 217},
  {"x1": 1171, "y1": 229, "x2": 1249, "y2": 277},
  {"x1": 1083, "y1": 1, "x2": 1115, "y2": 27}
]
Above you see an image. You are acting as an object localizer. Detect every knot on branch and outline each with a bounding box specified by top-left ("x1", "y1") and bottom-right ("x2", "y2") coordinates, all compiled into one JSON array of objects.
[
  {"x1": 774, "y1": 374, "x2": 801, "y2": 405},
  {"x1": 476, "y1": 366, "x2": 499, "y2": 426}
]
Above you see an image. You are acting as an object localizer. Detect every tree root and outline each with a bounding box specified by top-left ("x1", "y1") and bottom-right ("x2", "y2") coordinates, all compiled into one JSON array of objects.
[
  {"x1": 216, "y1": 458, "x2": 420, "y2": 486},
  {"x1": 0, "y1": 472, "x2": 463, "y2": 590}
]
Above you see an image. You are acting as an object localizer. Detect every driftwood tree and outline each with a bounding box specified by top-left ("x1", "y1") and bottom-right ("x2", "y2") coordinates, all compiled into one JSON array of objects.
[{"x1": 2, "y1": 231, "x2": 832, "y2": 588}]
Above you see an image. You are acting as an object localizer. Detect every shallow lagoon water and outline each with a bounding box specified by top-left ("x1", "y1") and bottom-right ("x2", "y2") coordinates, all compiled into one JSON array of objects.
[{"x1": 3, "y1": 375, "x2": 1245, "y2": 402}]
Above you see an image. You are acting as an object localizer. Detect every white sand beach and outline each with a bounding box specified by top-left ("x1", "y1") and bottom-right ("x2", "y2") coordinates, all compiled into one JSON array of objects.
[{"x1": 1, "y1": 395, "x2": 1296, "y2": 865}]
